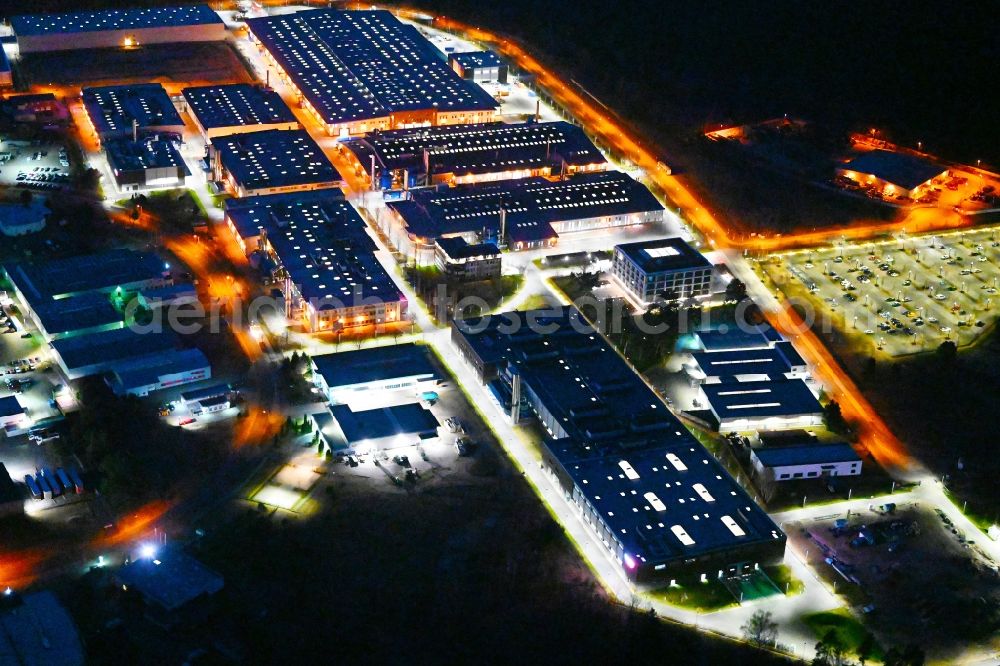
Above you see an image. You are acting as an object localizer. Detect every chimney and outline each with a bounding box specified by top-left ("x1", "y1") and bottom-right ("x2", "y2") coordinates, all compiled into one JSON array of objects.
[{"x1": 534, "y1": 99, "x2": 540, "y2": 123}]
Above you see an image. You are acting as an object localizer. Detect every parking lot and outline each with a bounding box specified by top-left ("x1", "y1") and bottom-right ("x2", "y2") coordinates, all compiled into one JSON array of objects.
[
  {"x1": 0, "y1": 139, "x2": 72, "y2": 192},
  {"x1": 766, "y1": 225, "x2": 1000, "y2": 356}
]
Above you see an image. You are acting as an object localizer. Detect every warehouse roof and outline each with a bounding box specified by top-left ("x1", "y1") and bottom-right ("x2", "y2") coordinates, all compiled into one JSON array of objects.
[
  {"x1": 345, "y1": 121, "x2": 605, "y2": 180},
  {"x1": 31, "y1": 292, "x2": 122, "y2": 338},
  {"x1": 51, "y1": 327, "x2": 178, "y2": 374},
  {"x1": 566, "y1": 442, "x2": 783, "y2": 566},
  {"x1": 111, "y1": 348, "x2": 210, "y2": 393},
  {"x1": 694, "y1": 324, "x2": 782, "y2": 352},
  {"x1": 312, "y1": 343, "x2": 438, "y2": 390},
  {"x1": 435, "y1": 236, "x2": 500, "y2": 261},
  {"x1": 82, "y1": 84, "x2": 184, "y2": 136},
  {"x1": 0, "y1": 395, "x2": 25, "y2": 419},
  {"x1": 246, "y1": 9, "x2": 497, "y2": 125},
  {"x1": 450, "y1": 50, "x2": 504, "y2": 70},
  {"x1": 211, "y1": 129, "x2": 342, "y2": 192},
  {"x1": 224, "y1": 190, "x2": 346, "y2": 240},
  {"x1": 752, "y1": 442, "x2": 861, "y2": 467},
  {"x1": 258, "y1": 195, "x2": 398, "y2": 306},
  {"x1": 841, "y1": 149, "x2": 946, "y2": 191},
  {"x1": 3, "y1": 249, "x2": 165, "y2": 302},
  {"x1": 180, "y1": 383, "x2": 230, "y2": 403},
  {"x1": 701, "y1": 379, "x2": 822, "y2": 421},
  {"x1": 105, "y1": 136, "x2": 189, "y2": 176},
  {"x1": 183, "y1": 84, "x2": 298, "y2": 132},
  {"x1": 388, "y1": 170, "x2": 662, "y2": 242},
  {"x1": 11, "y1": 5, "x2": 222, "y2": 36},
  {"x1": 116, "y1": 547, "x2": 223, "y2": 612},
  {"x1": 0, "y1": 592, "x2": 84, "y2": 666},
  {"x1": 616, "y1": 237, "x2": 711, "y2": 273},
  {"x1": 453, "y1": 306, "x2": 784, "y2": 567},
  {"x1": 328, "y1": 402, "x2": 438, "y2": 444},
  {"x1": 690, "y1": 342, "x2": 805, "y2": 381}
]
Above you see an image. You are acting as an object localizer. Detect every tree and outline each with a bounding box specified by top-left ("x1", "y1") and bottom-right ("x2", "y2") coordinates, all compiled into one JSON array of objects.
[
  {"x1": 884, "y1": 645, "x2": 925, "y2": 666},
  {"x1": 740, "y1": 609, "x2": 778, "y2": 647},
  {"x1": 812, "y1": 630, "x2": 849, "y2": 666},
  {"x1": 823, "y1": 399, "x2": 848, "y2": 435},
  {"x1": 725, "y1": 277, "x2": 747, "y2": 303},
  {"x1": 936, "y1": 339, "x2": 957, "y2": 363}
]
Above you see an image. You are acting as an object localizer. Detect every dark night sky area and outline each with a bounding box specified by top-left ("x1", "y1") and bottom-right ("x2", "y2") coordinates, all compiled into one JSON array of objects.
[
  {"x1": 5, "y1": 1, "x2": 997, "y2": 164},
  {"x1": 427, "y1": 0, "x2": 1000, "y2": 166}
]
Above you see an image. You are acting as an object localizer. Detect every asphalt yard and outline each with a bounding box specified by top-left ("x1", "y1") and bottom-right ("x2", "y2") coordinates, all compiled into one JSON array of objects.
[{"x1": 766, "y1": 224, "x2": 1000, "y2": 356}]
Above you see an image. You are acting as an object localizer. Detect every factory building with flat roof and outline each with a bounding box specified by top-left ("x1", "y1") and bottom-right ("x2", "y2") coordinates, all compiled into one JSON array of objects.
[
  {"x1": 182, "y1": 84, "x2": 299, "y2": 140},
  {"x1": 837, "y1": 149, "x2": 947, "y2": 198},
  {"x1": 108, "y1": 348, "x2": 212, "y2": 397},
  {"x1": 104, "y1": 135, "x2": 189, "y2": 192},
  {"x1": 449, "y1": 51, "x2": 508, "y2": 84},
  {"x1": 312, "y1": 402, "x2": 439, "y2": 455},
  {"x1": 699, "y1": 379, "x2": 824, "y2": 433},
  {"x1": 223, "y1": 191, "x2": 404, "y2": 332},
  {"x1": 10, "y1": 5, "x2": 226, "y2": 54},
  {"x1": 612, "y1": 237, "x2": 714, "y2": 305},
  {"x1": 246, "y1": 9, "x2": 498, "y2": 137},
  {"x1": 49, "y1": 327, "x2": 187, "y2": 380},
  {"x1": 751, "y1": 443, "x2": 862, "y2": 483},
  {"x1": 344, "y1": 121, "x2": 607, "y2": 189},
  {"x1": 1, "y1": 250, "x2": 169, "y2": 340},
  {"x1": 451, "y1": 307, "x2": 785, "y2": 582},
  {"x1": 687, "y1": 342, "x2": 808, "y2": 384},
  {"x1": 81, "y1": 84, "x2": 185, "y2": 144},
  {"x1": 434, "y1": 237, "x2": 502, "y2": 280},
  {"x1": 310, "y1": 343, "x2": 440, "y2": 405},
  {"x1": 210, "y1": 129, "x2": 343, "y2": 197},
  {"x1": 383, "y1": 170, "x2": 664, "y2": 263}
]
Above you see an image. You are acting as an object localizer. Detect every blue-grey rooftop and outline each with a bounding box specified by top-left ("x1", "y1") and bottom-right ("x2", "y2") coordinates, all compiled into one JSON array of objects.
[
  {"x1": 453, "y1": 307, "x2": 784, "y2": 566},
  {"x1": 450, "y1": 50, "x2": 504, "y2": 70},
  {"x1": 105, "y1": 136, "x2": 189, "y2": 176},
  {"x1": 51, "y1": 327, "x2": 179, "y2": 373},
  {"x1": 616, "y1": 237, "x2": 711, "y2": 274},
  {"x1": 345, "y1": 121, "x2": 606, "y2": 180},
  {"x1": 694, "y1": 324, "x2": 781, "y2": 352},
  {"x1": 388, "y1": 170, "x2": 662, "y2": 242},
  {"x1": 753, "y1": 442, "x2": 861, "y2": 467},
  {"x1": 30, "y1": 292, "x2": 122, "y2": 338},
  {"x1": 0, "y1": 592, "x2": 84, "y2": 665},
  {"x1": 565, "y1": 442, "x2": 784, "y2": 567},
  {"x1": 691, "y1": 342, "x2": 805, "y2": 381},
  {"x1": 116, "y1": 547, "x2": 223, "y2": 612},
  {"x1": 182, "y1": 83, "x2": 297, "y2": 132},
  {"x1": 841, "y1": 149, "x2": 946, "y2": 190},
  {"x1": 701, "y1": 379, "x2": 822, "y2": 420},
  {"x1": 82, "y1": 83, "x2": 184, "y2": 136},
  {"x1": 211, "y1": 129, "x2": 342, "y2": 192},
  {"x1": 312, "y1": 343, "x2": 438, "y2": 389},
  {"x1": 246, "y1": 9, "x2": 497, "y2": 125},
  {"x1": 224, "y1": 189, "x2": 346, "y2": 240},
  {"x1": 112, "y1": 348, "x2": 210, "y2": 392},
  {"x1": 11, "y1": 5, "x2": 222, "y2": 36},
  {"x1": 435, "y1": 236, "x2": 500, "y2": 260},
  {"x1": 2, "y1": 249, "x2": 166, "y2": 301},
  {"x1": 329, "y1": 402, "x2": 438, "y2": 444},
  {"x1": 0, "y1": 395, "x2": 24, "y2": 418}
]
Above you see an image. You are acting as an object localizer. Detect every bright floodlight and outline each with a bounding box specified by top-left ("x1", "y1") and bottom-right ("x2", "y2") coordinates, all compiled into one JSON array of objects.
[{"x1": 139, "y1": 543, "x2": 157, "y2": 559}]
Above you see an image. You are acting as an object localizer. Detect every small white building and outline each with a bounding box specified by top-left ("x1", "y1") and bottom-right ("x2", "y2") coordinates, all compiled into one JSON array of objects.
[
  {"x1": 311, "y1": 344, "x2": 440, "y2": 406},
  {"x1": 751, "y1": 443, "x2": 862, "y2": 481}
]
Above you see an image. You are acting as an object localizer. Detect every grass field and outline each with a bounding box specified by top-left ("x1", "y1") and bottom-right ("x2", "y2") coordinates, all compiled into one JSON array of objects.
[
  {"x1": 648, "y1": 579, "x2": 738, "y2": 613},
  {"x1": 802, "y1": 608, "x2": 883, "y2": 660}
]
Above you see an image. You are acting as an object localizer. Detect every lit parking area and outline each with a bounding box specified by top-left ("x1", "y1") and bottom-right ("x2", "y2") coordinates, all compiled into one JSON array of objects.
[
  {"x1": 766, "y1": 225, "x2": 1000, "y2": 356},
  {"x1": 0, "y1": 139, "x2": 72, "y2": 191}
]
